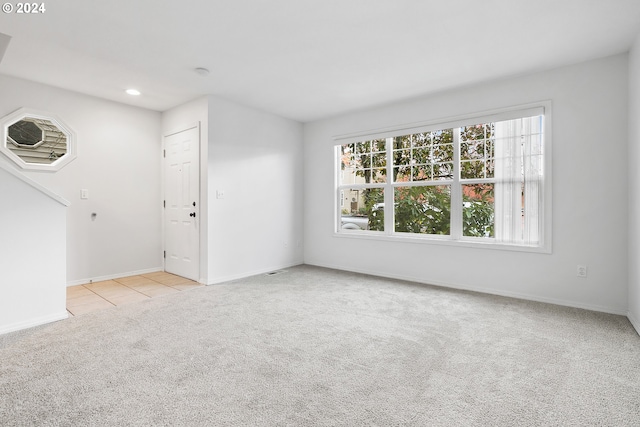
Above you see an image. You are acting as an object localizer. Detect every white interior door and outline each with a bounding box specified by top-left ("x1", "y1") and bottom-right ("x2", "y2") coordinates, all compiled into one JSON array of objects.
[{"x1": 164, "y1": 125, "x2": 200, "y2": 281}]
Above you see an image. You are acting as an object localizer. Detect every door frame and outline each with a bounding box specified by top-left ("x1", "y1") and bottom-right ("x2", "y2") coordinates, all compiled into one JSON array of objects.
[{"x1": 162, "y1": 122, "x2": 202, "y2": 282}]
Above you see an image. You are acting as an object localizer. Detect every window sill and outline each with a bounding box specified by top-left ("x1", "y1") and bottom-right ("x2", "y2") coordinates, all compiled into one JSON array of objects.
[{"x1": 333, "y1": 230, "x2": 551, "y2": 254}]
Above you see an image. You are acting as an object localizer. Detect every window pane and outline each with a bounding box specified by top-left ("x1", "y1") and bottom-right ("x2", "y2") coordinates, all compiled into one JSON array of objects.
[
  {"x1": 341, "y1": 139, "x2": 387, "y2": 185},
  {"x1": 411, "y1": 132, "x2": 430, "y2": 147},
  {"x1": 393, "y1": 129, "x2": 453, "y2": 183},
  {"x1": 340, "y1": 188, "x2": 384, "y2": 231},
  {"x1": 485, "y1": 159, "x2": 495, "y2": 178},
  {"x1": 433, "y1": 143, "x2": 453, "y2": 162},
  {"x1": 486, "y1": 139, "x2": 495, "y2": 158},
  {"x1": 372, "y1": 152, "x2": 386, "y2": 168},
  {"x1": 460, "y1": 123, "x2": 495, "y2": 180},
  {"x1": 394, "y1": 166, "x2": 410, "y2": 182},
  {"x1": 433, "y1": 162, "x2": 453, "y2": 180},
  {"x1": 462, "y1": 184, "x2": 495, "y2": 237},
  {"x1": 393, "y1": 135, "x2": 411, "y2": 150},
  {"x1": 344, "y1": 167, "x2": 364, "y2": 184},
  {"x1": 393, "y1": 149, "x2": 410, "y2": 166},
  {"x1": 412, "y1": 165, "x2": 432, "y2": 181},
  {"x1": 461, "y1": 123, "x2": 494, "y2": 142},
  {"x1": 432, "y1": 129, "x2": 453, "y2": 144},
  {"x1": 411, "y1": 146, "x2": 430, "y2": 164},
  {"x1": 460, "y1": 141, "x2": 484, "y2": 160},
  {"x1": 374, "y1": 139, "x2": 387, "y2": 152},
  {"x1": 371, "y1": 168, "x2": 387, "y2": 183},
  {"x1": 394, "y1": 186, "x2": 450, "y2": 235},
  {"x1": 493, "y1": 115, "x2": 543, "y2": 245},
  {"x1": 460, "y1": 160, "x2": 486, "y2": 179}
]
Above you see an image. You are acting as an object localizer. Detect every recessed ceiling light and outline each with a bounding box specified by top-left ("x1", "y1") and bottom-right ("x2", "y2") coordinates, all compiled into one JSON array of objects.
[
  {"x1": 194, "y1": 67, "x2": 210, "y2": 76},
  {"x1": 125, "y1": 89, "x2": 141, "y2": 96}
]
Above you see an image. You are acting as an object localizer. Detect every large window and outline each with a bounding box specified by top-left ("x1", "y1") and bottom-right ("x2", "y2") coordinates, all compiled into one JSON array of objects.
[{"x1": 336, "y1": 105, "x2": 549, "y2": 250}]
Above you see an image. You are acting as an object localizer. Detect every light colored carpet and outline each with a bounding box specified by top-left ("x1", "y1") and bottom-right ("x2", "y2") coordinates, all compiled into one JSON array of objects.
[{"x1": 1, "y1": 265, "x2": 639, "y2": 426}]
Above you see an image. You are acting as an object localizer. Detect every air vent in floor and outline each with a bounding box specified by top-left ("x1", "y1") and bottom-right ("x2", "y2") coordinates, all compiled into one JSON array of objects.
[{"x1": 265, "y1": 270, "x2": 287, "y2": 276}]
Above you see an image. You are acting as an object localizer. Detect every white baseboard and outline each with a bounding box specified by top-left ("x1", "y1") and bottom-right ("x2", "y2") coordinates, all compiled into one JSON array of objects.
[
  {"x1": 207, "y1": 262, "x2": 303, "y2": 285},
  {"x1": 0, "y1": 311, "x2": 69, "y2": 336},
  {"x1": 67, "y1": 267, "x2": 164, "y2": 287},
  {"x1": 305, "y1": 262, "x2": 628, "y2": 316},
  {"x1": 628, "y1": 311, "x2": 640, "y2": 336}
]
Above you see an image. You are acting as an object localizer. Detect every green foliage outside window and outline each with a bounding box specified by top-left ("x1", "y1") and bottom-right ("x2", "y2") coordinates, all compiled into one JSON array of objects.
[
  {"x1": 462, "y1": 184, "x2": 495, "y2": 237},
  {"x1": 362, "y1": 188, "x2": 384, "y2": 231},
  {"x1": 394, "y1": 186, "x2": 450, "y2": 235}
]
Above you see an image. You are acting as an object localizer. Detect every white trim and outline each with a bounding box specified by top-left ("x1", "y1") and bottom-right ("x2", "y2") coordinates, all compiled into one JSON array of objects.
[
  {"x1": 334, "y1": 102, "x2": 552, "y2": 253},
  {"x1": 8, "y1": 135, "x2": 45, "y2": 149},
  {"x1": 307, "y1": 262, "x2": 627, "y2": 316},
  {"x1": 628, "y1": 311, "x2": 640, "y2": 336},
  {"x1": 163, "y1": 122, "x2": 199, "y2": 138},
  {"x1": 0, "y1": 107, "x2": 77, "y2": 172},
  {"x1": 0, "y1": 160, "x2": 70, "y2": 206},
  {"x1": 333, "y1": 229, "x2": 551, "y2": 253},
  {"x1": 207, "y1": 262, "x2": 303, "y2": 285},
  {"x1": 0, "y1": 311, "x2": 68, "y2": 336},
  {"x1": 451, "y1": 129, "x2": 462, "y2": 239},
  {"x1": 66, "y1": 267, "x2": 164, "y2": 287}
]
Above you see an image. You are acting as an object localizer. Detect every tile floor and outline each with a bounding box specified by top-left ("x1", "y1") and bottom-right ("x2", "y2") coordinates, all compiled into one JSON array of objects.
[{"x1": 66, "y1": 271, "x2": 202, "y2": 316}]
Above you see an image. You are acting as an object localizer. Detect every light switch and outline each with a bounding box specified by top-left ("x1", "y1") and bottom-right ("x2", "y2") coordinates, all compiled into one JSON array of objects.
[
  {"x1": 81, "y1": 189, "x2": 89, "y2": 199},
  {"x1": 216, "y1": 190, "x2": 225, "y2": 199}
]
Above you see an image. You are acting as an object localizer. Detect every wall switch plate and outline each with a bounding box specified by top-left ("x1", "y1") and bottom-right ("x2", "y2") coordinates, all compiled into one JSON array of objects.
[
  {"x1": 216, "y1": 190, "x2": 225, "y2": 199},
  {"x1": 577, "y1": 265, "x2": 587, "y2": 278},
  {"x1": 81, "y1": 189, "x2": 89, "y2": 199}
]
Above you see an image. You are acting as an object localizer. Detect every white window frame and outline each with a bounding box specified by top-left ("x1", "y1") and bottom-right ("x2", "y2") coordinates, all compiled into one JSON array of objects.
[
  {"x1": 334, "y1": 102, "x2": 552, "y2": 253},
  {"x1": 0, "y1": 107, "x2": 77, "y2": 172}
]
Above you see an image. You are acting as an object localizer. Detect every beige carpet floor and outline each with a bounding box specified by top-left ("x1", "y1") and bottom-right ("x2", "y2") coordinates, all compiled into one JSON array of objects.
[{"x1": 1, "y1": 265, "x2": 639, "y2": 426}]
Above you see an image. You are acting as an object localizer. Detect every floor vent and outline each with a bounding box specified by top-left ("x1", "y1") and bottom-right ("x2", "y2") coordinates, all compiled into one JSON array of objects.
[{"x1": 265, "y1": 270, "x2": 287, "y2": 276}]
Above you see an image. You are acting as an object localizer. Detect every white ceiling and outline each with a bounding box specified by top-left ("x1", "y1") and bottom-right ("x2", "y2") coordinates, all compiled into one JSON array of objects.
[{"x1": 0, "y1": 0, "x2": 639, "y2": 122}]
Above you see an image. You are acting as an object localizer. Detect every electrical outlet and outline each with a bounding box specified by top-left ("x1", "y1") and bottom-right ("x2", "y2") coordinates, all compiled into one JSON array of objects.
[{"x1": 577, "y1": 265, "x2": 587, "y2": 278}]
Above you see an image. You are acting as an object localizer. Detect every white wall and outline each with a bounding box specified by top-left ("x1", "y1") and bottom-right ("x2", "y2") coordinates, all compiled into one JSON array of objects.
[
  {"x1": 207, "y1": 96, "x2": 304, "y2": 283},
  {"x1": 162, "y1": 95, "x2": 304, "y2": 284},
  {"x1": 0, "y1": 166, "x2": 67, "y2": 334},
  {"x1": 628, "y1": 34, "x2": 640, "y2": 333},
  {"x1": 304, "y1": 54, "x2": 629, "y2": 314},
  {"x1": 0, "y1": 75, "x2": 163, "y2": 284}
]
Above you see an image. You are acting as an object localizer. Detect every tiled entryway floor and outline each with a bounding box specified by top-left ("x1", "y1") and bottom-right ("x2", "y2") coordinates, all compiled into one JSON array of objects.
[{"x1": 66, "y1": 271, "x2": 202, "y2": 316}]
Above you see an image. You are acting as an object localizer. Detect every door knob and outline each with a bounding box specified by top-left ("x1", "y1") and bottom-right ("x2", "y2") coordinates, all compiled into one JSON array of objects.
[{"x1": 190, "y1": 212, "x2": 196, "y2": 217}]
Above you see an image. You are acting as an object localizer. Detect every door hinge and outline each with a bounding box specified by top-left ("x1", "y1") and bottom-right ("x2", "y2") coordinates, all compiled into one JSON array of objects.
[
  {"x1": 163, "y1": 149, "x2": 166, "y2": 158},
  {"x1": 163, "y1": 250, "x2": 166, "y2": 259},
  {"x1": 163, "y1": 200, "x2": 165, "y2": 208}
]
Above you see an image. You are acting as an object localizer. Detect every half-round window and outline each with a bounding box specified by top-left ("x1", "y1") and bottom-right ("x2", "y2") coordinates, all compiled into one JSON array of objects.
[{"x1": 0, "y1": 108, "x2": 76, "y2": 171}]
